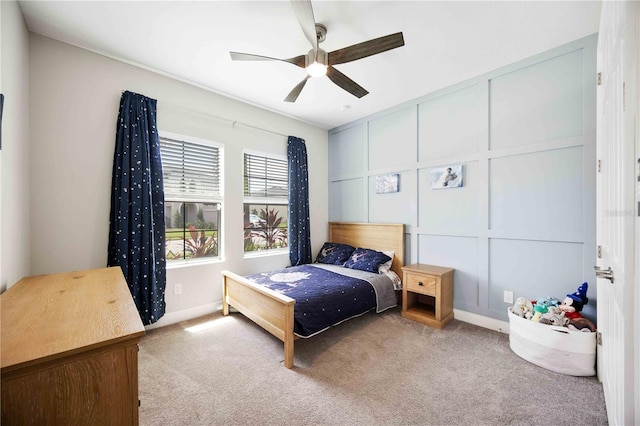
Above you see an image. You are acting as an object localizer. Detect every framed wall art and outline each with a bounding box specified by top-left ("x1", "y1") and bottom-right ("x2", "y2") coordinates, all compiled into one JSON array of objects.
[
  {"x1": 376, "y1": 173, "x2": 399, "y2": 194},
  {"x1": 431, "y1": 165, "x2": 463, "y2": 189}
]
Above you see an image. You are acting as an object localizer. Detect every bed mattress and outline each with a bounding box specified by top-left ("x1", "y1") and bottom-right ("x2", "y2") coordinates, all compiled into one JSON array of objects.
[{"x1": 245, "y1": 263, "x2": 396, "y2": 338}]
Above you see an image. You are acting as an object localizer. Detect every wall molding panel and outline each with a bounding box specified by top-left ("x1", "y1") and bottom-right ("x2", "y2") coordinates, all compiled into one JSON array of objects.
[{"x1": 329, "y1": 34, "x2": 598, "y2": 324}]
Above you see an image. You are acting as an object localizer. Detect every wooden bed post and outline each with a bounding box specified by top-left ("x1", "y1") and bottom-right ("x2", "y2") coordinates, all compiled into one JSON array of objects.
[
  {"x1": 222, "y1": 274, "x2": 230, "y2": 316},
  {"x1": 283, "y1": 303, "x2": 294, "y2": 368}
]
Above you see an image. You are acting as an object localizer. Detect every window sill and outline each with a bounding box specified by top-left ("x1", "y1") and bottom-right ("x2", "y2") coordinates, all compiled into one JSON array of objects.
[
  {"x1": 243, "y1": 249, "x2": 288, "y2": 259},
  {"x1": 166, "y1": 257, "x2": 223, "y2": 270}
]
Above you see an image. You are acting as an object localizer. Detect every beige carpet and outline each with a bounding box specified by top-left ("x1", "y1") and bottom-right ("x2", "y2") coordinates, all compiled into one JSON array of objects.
[{"x1": 139, "y1": 307, "x2": 607, "y2": 425}]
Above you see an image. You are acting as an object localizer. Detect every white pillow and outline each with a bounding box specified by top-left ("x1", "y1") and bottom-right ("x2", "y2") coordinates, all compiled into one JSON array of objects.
[{"x1": 377, "y1": 250, "x2": 395, "y2": 273}]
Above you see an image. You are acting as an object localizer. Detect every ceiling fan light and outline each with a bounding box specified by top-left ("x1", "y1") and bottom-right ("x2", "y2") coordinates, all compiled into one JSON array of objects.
[{"x1": 307, "y1": 61, "x2": 327, "y2": 78}]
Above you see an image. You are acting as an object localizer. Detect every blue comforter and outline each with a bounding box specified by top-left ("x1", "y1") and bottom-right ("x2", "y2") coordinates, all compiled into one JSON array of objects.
[{"x1": 245, "y1": 264, "x2": 396, "y2": 338}]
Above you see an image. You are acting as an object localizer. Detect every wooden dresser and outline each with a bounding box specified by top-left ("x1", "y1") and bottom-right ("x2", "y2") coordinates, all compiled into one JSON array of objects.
[{"x1": 1, "y1": 267, "x2": 145, "y2": 425}]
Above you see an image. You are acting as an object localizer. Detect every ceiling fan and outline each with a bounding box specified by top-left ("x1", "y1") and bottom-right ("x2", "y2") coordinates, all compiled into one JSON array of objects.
[{"x1": 229, "y1": 0, "x2": 405, "y2": 102}]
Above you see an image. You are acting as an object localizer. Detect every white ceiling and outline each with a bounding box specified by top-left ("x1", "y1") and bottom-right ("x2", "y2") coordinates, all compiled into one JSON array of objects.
[{"x1": 18, "y1": 0, "x2": 601, "y2": 130}]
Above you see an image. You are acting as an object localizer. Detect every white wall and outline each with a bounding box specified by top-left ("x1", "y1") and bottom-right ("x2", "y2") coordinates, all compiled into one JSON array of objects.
[
  {"x1": 29, "y1": 34, "x2": 328, "y2": 326},
  {"x1": 0, "y1": 0, "x2": 31, "y2": 292},
  {"x1": 328, "y1": 35, "x2": 597, "y2": 326}
]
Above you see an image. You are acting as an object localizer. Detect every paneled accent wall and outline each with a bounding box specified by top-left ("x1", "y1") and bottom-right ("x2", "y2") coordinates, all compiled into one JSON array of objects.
[{"x1": 328, "y1": 35, "x2": 597, "y2": 322}]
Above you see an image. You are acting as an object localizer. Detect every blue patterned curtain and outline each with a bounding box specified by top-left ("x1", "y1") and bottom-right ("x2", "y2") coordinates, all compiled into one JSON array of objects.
[
  {"x1": 108, "y1": 91, "x2": 166, "y2": 325},
  {"x1": 287, "y1": 136, "x2": 312, "y2": 265}
]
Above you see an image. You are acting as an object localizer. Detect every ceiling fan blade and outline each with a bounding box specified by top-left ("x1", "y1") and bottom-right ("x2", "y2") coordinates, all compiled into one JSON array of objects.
[
  {"x1": 230, "y1": 52, "x2": 306, "y2": 68},
  {"x1": 290, "y1": 0, "x2": 318, "y2": 55},
  {"x1": 326, "y1": 66, "x2": 368, "y2": 98},
  {"x1": 284, "y1": 76, "x2": 310, "y2": 102},
  {"x1": 328, "y1": 32, "x2": 405, "y2": 66}
]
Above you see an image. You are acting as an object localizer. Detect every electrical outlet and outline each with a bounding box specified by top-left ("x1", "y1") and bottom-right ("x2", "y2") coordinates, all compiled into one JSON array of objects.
[
  {"x1": 174, "y1": 283, "x2": 183, "y2": 295},
  {"x1": 503, "y1": 290, "x2": 513, "y2": 304}
]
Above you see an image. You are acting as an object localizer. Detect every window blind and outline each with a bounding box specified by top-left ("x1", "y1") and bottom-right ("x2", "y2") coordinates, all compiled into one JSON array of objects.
[
  {"x1": 160, "y1": 136, "x2": 221, "y2": 200},
  {"x1": 243, "y1": 153, "x2": 288, "y2": 199}
]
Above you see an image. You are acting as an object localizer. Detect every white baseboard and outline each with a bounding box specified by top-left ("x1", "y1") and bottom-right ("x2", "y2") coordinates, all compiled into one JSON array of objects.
[
  {"x1": 145, "y1": 302, "x2": 221, "y2": 330},
  {"x1": 454, "y1": 309, "x2": 510, "y2": 334}
]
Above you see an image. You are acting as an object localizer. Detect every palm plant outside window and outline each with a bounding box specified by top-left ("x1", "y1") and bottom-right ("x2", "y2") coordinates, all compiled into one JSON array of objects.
[
  {"x1": 160, "y1": 133, "x2": 223, "y2": 261},
  {"x1": 243, "y1": 152, "x2": 288, "y2": 253}
]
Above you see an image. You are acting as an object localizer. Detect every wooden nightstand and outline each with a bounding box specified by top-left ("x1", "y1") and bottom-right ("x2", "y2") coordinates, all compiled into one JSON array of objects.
[{"x1": 401, "y1": 263, "x2": 454, "y2": 329}]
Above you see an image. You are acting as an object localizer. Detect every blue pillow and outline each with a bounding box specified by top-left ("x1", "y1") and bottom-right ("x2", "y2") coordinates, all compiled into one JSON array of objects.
[
  {"x1": 315, "y1": 242, "x2": 356, "y2": 265},
  {"x1": 343, "y1": 248, "x2": 392, "y2": 273}
]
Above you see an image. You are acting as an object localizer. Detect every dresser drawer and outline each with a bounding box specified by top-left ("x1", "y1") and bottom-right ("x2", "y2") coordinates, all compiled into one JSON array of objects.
[{"x1": 405, "y1": 273, "x2": 437, "y2": 296}]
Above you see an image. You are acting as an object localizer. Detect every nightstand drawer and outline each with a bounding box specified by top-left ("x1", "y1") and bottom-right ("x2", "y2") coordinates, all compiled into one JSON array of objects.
[{"x1": 405, "y1": 273, "x2": 437, "y2": 296}]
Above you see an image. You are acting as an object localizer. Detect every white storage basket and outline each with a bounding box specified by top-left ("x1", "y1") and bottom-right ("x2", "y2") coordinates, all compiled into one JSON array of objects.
[{"x1": 508, "y1": 308, "x2": 596, "y2": 376}]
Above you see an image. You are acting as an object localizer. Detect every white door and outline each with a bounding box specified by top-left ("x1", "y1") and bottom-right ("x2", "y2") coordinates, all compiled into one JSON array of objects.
[{"x1": 596, "y1": 2, "x2": 638, "y2": 425}]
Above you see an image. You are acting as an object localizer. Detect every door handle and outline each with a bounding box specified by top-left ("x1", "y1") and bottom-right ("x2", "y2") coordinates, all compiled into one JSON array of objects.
[{"x1": 594, "y1": 266, "x2": 615, "y2": 283}]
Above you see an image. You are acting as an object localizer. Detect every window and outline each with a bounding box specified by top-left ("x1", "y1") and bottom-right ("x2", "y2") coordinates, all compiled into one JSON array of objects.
[
  {"x1": 243, "y1": 152, "x2": 288, "y2": 253},
  {"x1": 160, "y1": 133, "x2": 223, "y2": 261}
]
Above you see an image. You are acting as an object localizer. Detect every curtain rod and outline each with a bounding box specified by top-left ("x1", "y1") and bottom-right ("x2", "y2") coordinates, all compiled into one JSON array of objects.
[{"x1": 161, "y1": 101, "x2": 288, "y2": 140}]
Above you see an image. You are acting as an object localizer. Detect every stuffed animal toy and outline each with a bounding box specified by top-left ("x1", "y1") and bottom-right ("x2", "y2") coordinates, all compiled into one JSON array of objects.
[
  {"x1": 559, "y1": 282, "x2": 589, "y2": 317},
  {"x1": 536, "y1": 297, "x2": 559, "y2": 309},
  {"x1": 511, "y1": 297, "x2": 533, "y2": 318},
  {"x1": 564, "y1": 311, "x2": 582, "y2": 319},
  {"x1": 568, "y1": 317, "x2": 597, "y2": 332},
  {"x1": 539, "y1": 312, "x2": 569, "y2": 327},
  {"x1": 545, "y1": 305, "x2": 560, "y2": 315},
  {"x1": 531, "y1": 304, "x2": 548, "y2": 322}
]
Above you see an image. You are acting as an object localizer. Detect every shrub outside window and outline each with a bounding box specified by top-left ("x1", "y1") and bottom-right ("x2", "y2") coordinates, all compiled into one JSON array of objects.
[
  {"x1": 165, "y1": 201, "x2": 220, "y2": 261},
  {"x1": 160, "y1": 132, "x2": 223, "y2": 261},
  {"x1": 243, "y1": 152, "x2": 288, "y2": 253}
]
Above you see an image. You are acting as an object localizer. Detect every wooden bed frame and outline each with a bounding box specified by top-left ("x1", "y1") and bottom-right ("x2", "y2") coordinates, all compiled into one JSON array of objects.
[{"x1": 222, "y1": 222, "x2": 405, "y2": 368}]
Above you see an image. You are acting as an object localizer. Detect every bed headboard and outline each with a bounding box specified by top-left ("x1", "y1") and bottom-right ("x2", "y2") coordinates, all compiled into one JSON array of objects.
[{"x1": 328, "y1": 222, "x2": 405, "y2": 279}]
